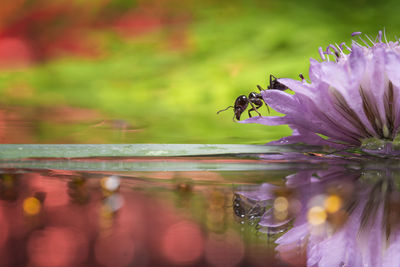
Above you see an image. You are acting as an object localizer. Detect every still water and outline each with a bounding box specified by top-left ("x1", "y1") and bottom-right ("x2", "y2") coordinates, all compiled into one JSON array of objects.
[{"x1": 0, "y1": 154, "x2": 398, "y2": 267}]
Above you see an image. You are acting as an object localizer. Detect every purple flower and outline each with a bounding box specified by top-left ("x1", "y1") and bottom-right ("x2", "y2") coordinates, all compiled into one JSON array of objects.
[{"x1": 242, "y1": 31, "x2": 400, "y2": 153}]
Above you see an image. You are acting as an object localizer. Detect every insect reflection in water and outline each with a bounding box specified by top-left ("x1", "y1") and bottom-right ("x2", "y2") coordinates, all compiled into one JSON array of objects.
[{"x1": 232, "y1": 193, "x2": 266, "y2": 221}]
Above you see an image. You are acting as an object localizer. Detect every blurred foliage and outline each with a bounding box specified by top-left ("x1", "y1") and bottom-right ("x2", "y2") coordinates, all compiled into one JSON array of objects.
[{"x1": 0, "y1": 0, "x2": 400, "y2": 143}]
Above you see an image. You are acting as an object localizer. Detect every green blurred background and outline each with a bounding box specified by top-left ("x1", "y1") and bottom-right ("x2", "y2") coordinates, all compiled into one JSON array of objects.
[{"x1": 0, "y1": 0, "x2": 398, "y2": 144}]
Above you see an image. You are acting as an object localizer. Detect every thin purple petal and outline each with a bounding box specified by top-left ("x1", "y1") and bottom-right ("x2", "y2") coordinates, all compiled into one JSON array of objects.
[
  {"x1": 239, "y1": 115, "x2": 288, "y2": 126},
  {"x1": 261, "y1": 90, "x2": 300, "y2": 115}
]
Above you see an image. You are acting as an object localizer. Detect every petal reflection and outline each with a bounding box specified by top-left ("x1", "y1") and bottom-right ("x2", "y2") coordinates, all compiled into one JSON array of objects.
[{"x1": 235, "y1": 167, "x2": 400, "y2": 266}]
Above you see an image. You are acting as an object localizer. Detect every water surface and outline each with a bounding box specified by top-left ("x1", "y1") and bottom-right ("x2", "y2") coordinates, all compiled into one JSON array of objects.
[{"x1": 0, "y1": 154, "x2": 396, "y2": 266}]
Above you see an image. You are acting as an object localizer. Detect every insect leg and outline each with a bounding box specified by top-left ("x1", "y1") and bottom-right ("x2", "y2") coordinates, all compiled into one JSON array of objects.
[{"x1": 248, "y1": 101, "x2": 262, "y2": 117}]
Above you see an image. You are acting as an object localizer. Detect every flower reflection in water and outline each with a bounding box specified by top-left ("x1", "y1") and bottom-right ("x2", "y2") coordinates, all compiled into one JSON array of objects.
[{"x1": 235, "y1": 168, "x2": 400, "y2": 266}]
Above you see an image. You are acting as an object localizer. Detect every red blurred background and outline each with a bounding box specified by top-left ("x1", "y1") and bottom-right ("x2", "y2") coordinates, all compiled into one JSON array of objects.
[{"x1": 0, "y1": 0, "x2": 190, "y2": 68}]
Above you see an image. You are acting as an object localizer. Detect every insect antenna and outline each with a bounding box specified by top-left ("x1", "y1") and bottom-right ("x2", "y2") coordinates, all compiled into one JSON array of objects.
[{"x1": 217, "y1": 106, "x2": 234, "y2": 114}]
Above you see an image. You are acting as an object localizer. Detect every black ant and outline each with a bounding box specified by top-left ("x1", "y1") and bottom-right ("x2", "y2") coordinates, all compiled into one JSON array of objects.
[
  {"x1": 217, "y1": 91, "x2": 264, "y2": 121},
  {"x1": 217, "y1": 74, "x2": 288, "y2": 121}
]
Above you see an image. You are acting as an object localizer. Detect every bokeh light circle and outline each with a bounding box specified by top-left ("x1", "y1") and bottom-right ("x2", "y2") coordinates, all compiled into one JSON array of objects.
[
  {"x1": 161, "y1": 220, "x2": 204, "y2": 265},
  {"x1": 23, "y1": 197, "x2": 41, "y2": 216},
  {"x1": 27, "y1": 227, "x2": 88, "y2": 267}
]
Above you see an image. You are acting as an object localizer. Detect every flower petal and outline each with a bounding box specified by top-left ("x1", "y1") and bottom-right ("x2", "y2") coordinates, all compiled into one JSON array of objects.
[
  {"x1": 239, "y1": 115, "x2": 288, "y2": 125},
  {"x1": 259, "y1": 208, "x2": 291, "y2": 228},
  {"x1": 236, "y1": 183, "x2": 277, "y2": 202},
  {"x1": 261, "y1": 90, "x2": 300, "y2": 115},
  {"x1": 384, "y1": 51, "x2": 400, "y2": 132},
  {"x1": 383, "y1": 231, "x2": 400, "y2": 267},
  {"x1": 348, "y1": 44, "x2": 366, "y2": 83},
  {"x1": 361, "y1": 46, "x2": 388, "y2": 127},
  {"x1": 276, "y1": 223, "x2": 309, "y2": 246},
  {"x1": 309, "y1": 58, "x2": 322, "y2": 84},
  {"x1": 278, "y1": 78, "x2": 315, "y2": 99},
  {"x1": 385, "y1": 50, "x2": 400, "y2": 87},
  {"x1": 268, "y1": 125, "x2": 349, "y2": 149}
]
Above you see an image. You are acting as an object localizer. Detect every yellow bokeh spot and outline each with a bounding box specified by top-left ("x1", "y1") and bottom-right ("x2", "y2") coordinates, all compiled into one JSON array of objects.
[
  {"x1": 324, "y1": 195, "x2": 342, "y2": 213},
  {"x1": 23, "y1": 197, "x2": 41, "y2": 216},
  {"x1": 274, "y1": 197, "x2": 289, "y2": 212},
  {"x1": 274, "y1": 209, "x2": 288, "y2": 221},
  {"x1": 307, "y1": 206, "x2": 327, "y2": 225}
]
